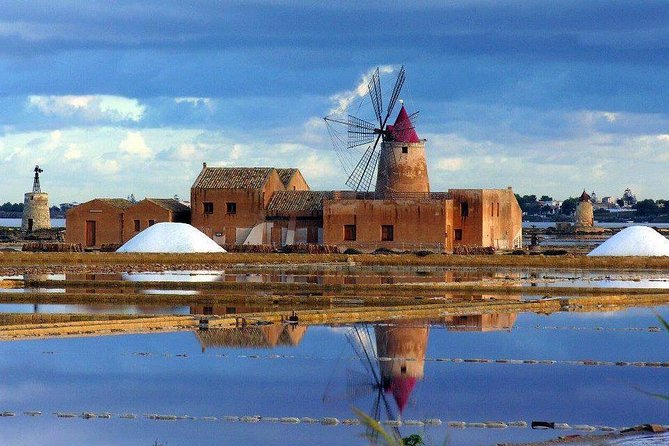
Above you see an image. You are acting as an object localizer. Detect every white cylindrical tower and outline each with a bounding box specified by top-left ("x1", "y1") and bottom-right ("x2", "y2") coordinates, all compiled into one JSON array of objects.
[{"x1": 21, "y1": 166, "x2": 51, "y2": 232}]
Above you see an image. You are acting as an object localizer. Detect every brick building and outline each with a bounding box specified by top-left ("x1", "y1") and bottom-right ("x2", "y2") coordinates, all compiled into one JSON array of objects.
[
  {"x1": 67, "y1": 106, "x2": 521, "y2": 252},
  {"x1": 66, "y1": 198, "x2": 190, "y2": 248}
]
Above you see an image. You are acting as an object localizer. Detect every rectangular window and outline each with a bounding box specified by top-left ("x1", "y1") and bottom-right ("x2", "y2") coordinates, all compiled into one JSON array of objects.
[
  {"x1": 496, "y1": 202, "x2": 500, "y2": 217},
  {"x1": 344, "y1": 225, "x2": 356, "y2": 241},
  {"x1": 402, "y1": 146, "x2": 408, "y2": 154},
  {"x1": 455, "y1": 229, "x2": 463, "y2": 241},
  {"x1": 491, "y1": 203, "x2": 494, "y2": 217},
  {"x1": 381, "y1": 225, "x2": 394, "y2": 241},
  {"x1": 204, "y1": 202, "x2": 214, "y2": 214},
  {"x1": 134, "y1": 220, "x2": 140, "y2": 232},
  {"x1": 148, "y1": 220, "x2": 155, "y2": 227},
  {"x1": 226, "y1": 202, "x2": 237, "y2": 214},
  {"x1": 461, "y1": 201, "x2": 469, "y2": 217}
]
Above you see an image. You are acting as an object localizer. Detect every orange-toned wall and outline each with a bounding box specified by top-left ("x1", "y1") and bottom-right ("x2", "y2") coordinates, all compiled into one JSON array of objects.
[
  {"x1": 122, "y1": 201, "x2": 172, "y2": 240},
  {"x1": 284, "y1": 171, "x2": 310, "y2": 191},
  {"x1": 65, "y1": 200, "x2": 126, "y2": 247},
  {"x1": 322, "y1": 199, "x2": 451, "y2": 252},
  {"x1": 448, "y1": 188, "x2": 522, "y2": 249},
  {"x1": 190, "y1": 171, "x2": 285, "y2": 244}
]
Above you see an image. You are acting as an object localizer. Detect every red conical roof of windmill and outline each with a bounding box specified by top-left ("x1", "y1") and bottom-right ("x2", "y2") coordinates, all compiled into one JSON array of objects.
[
  {"x1": 386, "y1": 105, "x2": 420, "y2": 143},
  {"x1": 384, "y1": 376, "x2": 417, "y2": 413}
]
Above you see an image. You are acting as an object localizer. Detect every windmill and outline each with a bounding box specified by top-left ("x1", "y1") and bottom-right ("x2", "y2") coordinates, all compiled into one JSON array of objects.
[
  {"x1": 324, "y1": 66, "x2": 422, "y2": 194},
  {"x1": 322, "y1": 324, "x2": 403, "y2": 443}
]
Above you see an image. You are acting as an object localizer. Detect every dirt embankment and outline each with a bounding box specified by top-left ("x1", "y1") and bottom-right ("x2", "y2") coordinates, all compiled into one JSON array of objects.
[{"x1": 1, "y1": 251, "x2": 669, "y2": 271}]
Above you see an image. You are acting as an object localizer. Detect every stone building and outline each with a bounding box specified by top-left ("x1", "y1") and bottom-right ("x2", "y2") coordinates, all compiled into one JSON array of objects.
[
  {"x1": 67, "y1": 106, "x2": 521, "y2": 252},
  {"x1": 22, "y1": 166, "x2": 51, "y2": 232},
  {"x1": 65, "y1": 198, "x2": 190, "y2": 248},
  {"x1": 575, "y1": 190, "x2": 594, "y2": 228}
]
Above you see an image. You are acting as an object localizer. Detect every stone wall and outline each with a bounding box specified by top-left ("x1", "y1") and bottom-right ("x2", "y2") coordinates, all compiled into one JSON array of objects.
[{"x1": 22, "y1": 192, "x2": 51, "y2": 232}]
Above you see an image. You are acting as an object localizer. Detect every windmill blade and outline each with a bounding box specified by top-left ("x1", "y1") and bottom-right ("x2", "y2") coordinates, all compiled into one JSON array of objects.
[
  {"x1": 345, "y1": 143, "x2": 380, "y2": 192},
  {"x1": 368, "y1": 67, "x2": 383, "y2": 126},
  {"x1": 384, "y1": 65, "x2": 406, "y2": 123},
  {"x1": 347, "y1": 115, "x2": 377, "y2": 149},
  {"x1": 346, "y1": 368, "x2": 377, "y2": 401}
]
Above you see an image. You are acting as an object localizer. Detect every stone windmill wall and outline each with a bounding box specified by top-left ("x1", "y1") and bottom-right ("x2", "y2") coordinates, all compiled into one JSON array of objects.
[
  {"x1": 22, "y1": 166, "x2": 51, "y2": 232},
  {"x1": 375, "y1": 106, "x2": 430, "y2": 197}
]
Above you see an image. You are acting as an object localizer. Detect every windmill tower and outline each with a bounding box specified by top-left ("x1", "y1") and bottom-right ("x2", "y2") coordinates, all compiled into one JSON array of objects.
[
  {"x1": 21, "y1": 165, "x2": 51, "y2": 232},
  {"x1": 324, "y1": 66, "x2": 430, "y2": 198}
]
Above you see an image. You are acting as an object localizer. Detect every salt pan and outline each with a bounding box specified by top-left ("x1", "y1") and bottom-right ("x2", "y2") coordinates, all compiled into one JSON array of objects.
[
  {"x1": 117, "y1": 223, "x2": 226, "y2": 253},
  {"x1": 588, "y1": 226, "x2": 669, "y2": 257}
]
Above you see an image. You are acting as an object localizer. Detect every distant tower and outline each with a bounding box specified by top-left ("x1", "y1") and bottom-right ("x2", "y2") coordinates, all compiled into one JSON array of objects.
[
  {"x1": 375, "y1": 105, "x2": 430, "y2": 197},
  {"x1": 575, "y1": 190, "x2": 594, "y2": 228},
  {"x1": 21, "y1": 165, "x2": 51, "y2": 232}
]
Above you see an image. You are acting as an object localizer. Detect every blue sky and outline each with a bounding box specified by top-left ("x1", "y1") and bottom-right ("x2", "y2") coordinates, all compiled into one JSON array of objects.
[{"x1": 2, "y1": 0, "x2": 669, "y2": 204}]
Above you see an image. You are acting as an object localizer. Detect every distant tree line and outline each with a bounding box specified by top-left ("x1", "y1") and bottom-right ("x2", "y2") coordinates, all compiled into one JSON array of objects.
[{"x1": 0, "y1": 202, "x2": 65, "y2": 218}]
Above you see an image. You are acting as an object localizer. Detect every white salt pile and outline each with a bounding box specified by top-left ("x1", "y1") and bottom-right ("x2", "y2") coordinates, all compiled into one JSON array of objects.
[
  {"x1": 588, "y1": 225, "x2": 669, "y2": 257},
  {"x1": 117, "y1": 223, "x2": 226, "y2": 253}
]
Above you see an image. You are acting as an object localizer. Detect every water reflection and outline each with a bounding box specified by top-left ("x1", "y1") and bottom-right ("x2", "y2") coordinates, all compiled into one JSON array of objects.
[{"x1": 195, "y1": 325, "x2": 307, "y2": 351}]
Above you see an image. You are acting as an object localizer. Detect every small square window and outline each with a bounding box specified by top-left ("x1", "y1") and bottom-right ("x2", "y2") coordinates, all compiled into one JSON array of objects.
[
  {"x1": 134, "y1": 220, "x2": 140, "y2": 232},
  {"x1": 226, "y1": 202, "x2": 237, "y2": 214},
  {"x1": 148, "y1": 220, "x2": 155, "y2": 227},
  {"x1": 402, "y1": 146, "x2": 408, "y2": 154},
  {"x1": 455, "y1": 229, "x2": 463, "y2": 241},
  {"x1": 204, "y1": 202, "x2": 214, "y2": 214},
  {"x1": 461, "y1": 202, "x2": 469, "y2": 217},
  {"x1": 381, "y1": 225, "x2": 394, "y2": 241},
  {"x1": 344, "y1": 224, "x2": 356, "y2": 241}
]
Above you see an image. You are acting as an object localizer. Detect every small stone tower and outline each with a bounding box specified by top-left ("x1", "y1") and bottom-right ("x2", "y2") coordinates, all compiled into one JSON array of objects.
[
  {"x1": 375, "y1": 105, "x2": 430, "y2": 197},
  {"x1": 21, "y1": 165, "x2": 51, "y2": 232},
  {"x1": 575, "y1": 189, "x2": 594, "y2": 228}
]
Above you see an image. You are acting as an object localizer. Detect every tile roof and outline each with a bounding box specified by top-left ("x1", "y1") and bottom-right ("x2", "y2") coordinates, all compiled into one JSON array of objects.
[
  {"x1": 267, "y1": 191, "x2": 332, "y2": 213},
  {"x1": 276, "y1": 168, "x2": 298, "y2": 187},
  {"x1": 192, "y1": 167, "x2": 274, "y2": 189},
  {"x1": 145, "y1": 198, "x2": 191, "y2": 213},
  {"x1": 98, "y1": 198, "x2": 134, "y2": 210}
]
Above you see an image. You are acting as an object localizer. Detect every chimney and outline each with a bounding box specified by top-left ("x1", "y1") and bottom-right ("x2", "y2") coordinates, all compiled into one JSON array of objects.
[{"x1": 202, "y1": 162, "x2": 207, "y2": 169}]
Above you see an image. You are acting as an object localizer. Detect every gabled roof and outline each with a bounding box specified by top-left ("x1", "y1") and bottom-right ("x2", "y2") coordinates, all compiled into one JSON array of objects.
[
  {"x1": 387, "y1": 105, "x2": 420, "y2": 143},
  {"x1": 192, "y1": 167, "x2": 275, "y2": 189},
  {"x1": 267, "y1": 191, "x2": 332, "y2": 213},
  {"x1": 145, "y1": 198, "x2": 191, "y2": 213},
  {"x1": 579, "y1": 190, "x2": 591, "y2": 202},
  {"x1": 276, "y1": 168, "x2": 299, "y2": 187},
  {"x1": 97, "y1": 198, "x2": 134, "y2": 210}
]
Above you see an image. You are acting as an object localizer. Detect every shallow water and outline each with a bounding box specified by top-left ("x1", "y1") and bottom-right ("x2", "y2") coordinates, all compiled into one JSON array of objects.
[{"x1": 0, "y1": 307, "x2": 666, "y2": 446}]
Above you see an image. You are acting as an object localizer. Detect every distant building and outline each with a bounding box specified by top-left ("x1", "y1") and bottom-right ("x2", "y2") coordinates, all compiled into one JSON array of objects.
[
  {"x1": 22, "y1": 165, "x2": 51, "y2": 232},
  {"x1": 575, "y1": 190, "x2": 594, "y2": 228}
]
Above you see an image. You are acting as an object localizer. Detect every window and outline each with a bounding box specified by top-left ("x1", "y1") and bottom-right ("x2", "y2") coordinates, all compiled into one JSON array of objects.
[
  {"x1": 461, "y1": 201, "x2": 469, "y2": 217},
  {"x1": 381, "y1": 225, "x2": 394, "y2": 241},
  {"x1": 455, "y1": 229, "x2": 463, "y2": 241},
  {"x1": 496, "y1": 202, "x2": 500, "y2": 217},
  {"x1": 402, "y1": 146, "x2": 408, "y2": 154},
  {"x1": 491, "y1": 203, "x2": 494, "y2": 217},
  {"x1": 134, "y1": 220, "x2": 140, "y2": 232},
  {"x1": 344, "y1": 225, "x2": 356, "y2": 241},
  {"x1": 226, "y1": 202, "x2": 237, "y2": 214},
  {"x1": 148, "y1": 220, "x2": 155, "y2": 227},
  {"x1": 204, "y1": 202, "x2": 214, "y2": 214}
]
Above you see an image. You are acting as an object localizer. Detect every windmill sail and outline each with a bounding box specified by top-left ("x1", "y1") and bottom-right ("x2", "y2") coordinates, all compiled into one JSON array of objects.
[{"x1": 323, "y1": 65, "x2": 411, "y2": 193}]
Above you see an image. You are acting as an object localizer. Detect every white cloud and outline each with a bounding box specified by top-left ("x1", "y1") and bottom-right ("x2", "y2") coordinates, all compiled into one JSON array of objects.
[
  {"x1": 63, "y1": 145, "x2": 83, "y2": 160},
  {"x1": 93, "y1": 159, "x2": 120, "y2": 174},
  {"x1": 435, "y1": 157, "x2": 464, "y2": 171},
  {"x1": 175, "y1": 97, "x2": 212, "y2": 108},
  {"x1": 118, "y1": 131, "x2": 152, "y2": 159},
  {"x1": 328, "y1": 65, "x2": 396, "y2": 116},
  {"x1": 28, "y1": 95, "x2": 146, "y2": 122}
]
